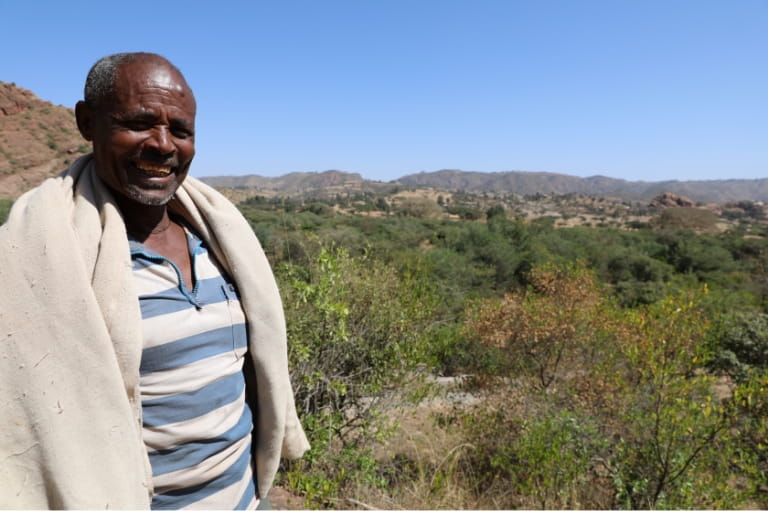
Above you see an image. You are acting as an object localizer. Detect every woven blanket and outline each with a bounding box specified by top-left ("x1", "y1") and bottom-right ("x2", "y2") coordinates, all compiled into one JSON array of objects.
[{"x1": 0, "y1": 154, "x2": 309, "y2": 508}]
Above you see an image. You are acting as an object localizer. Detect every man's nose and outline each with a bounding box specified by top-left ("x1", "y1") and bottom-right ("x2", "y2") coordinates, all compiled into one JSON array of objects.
[{"x1": 147, "y1": 126, "x2": 175, "y2": 155}]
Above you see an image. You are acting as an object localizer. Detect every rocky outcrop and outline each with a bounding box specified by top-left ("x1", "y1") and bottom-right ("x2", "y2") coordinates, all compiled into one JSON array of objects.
[
  {"x1": 648, "y1": 192, "x2": 695, "y2": 209},
  {"x1": 0, "y1": 82, "x2": 36, "y2": 116}
]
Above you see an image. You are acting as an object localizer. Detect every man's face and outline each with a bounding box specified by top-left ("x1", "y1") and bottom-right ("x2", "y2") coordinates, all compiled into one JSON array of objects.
[{"x1": 81, "y1": 59, "x2": 196, "y2": 206}]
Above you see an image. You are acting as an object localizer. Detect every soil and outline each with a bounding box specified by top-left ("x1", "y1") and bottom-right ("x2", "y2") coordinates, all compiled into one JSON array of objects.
[{"x1": 268, "y1": 485, "x2": 306, "y2": 510}]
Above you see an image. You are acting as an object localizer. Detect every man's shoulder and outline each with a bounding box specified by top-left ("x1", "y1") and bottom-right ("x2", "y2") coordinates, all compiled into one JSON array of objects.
[
  {"x1": 177, "y1": 175, "x2": 242, "y2": 215},
  {"x1": 6, "y1": 174, "x2": 76, "y2": 219},
  {"x1": 2, "y1": 155, "x2": 98, "y2": 237},
  {"x1": 182, "y1": 175, "x2": 220, "y2": 195}
]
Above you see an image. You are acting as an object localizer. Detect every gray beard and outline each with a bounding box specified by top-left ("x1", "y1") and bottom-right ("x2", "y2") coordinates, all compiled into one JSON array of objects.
[{"x1": 124, "y1": 183, "x2": 178, "y2": 206}]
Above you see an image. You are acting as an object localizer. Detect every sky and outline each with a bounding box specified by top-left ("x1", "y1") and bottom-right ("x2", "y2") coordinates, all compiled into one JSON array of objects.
[{"x1": 2, "y1": 0, "x2": 766, "y2": 183}]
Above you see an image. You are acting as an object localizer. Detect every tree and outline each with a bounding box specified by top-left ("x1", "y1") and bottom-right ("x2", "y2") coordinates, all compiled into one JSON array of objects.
[
  {"x1": 460, "y1": 265, "x2": 743, "y2": 508},
  {"x1": 466, "y1": 262, "x2": 601, "y2": 390}
]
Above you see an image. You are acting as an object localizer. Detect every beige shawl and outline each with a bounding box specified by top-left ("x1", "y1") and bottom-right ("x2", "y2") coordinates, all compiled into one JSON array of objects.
[{"x1": 0, "y1": 155, "x2": 309, "y2": 509}]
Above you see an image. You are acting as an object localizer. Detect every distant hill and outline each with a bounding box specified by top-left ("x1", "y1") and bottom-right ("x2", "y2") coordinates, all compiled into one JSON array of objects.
[
  {"x1": 202, "y1": 170, "x2": 374, "y2": 194},
  {"x1": 390, "y1": 170, "x2": 768, "y2": 203},
  {"x1": 395, "y1": 169, "x2": 768, "y2": 203},
  {"x1": 0, "y1": 81, "x2": 765, "y2": 203},
  {"x1": 201, "y1": 169, "x2": 768, "y2": 203}
]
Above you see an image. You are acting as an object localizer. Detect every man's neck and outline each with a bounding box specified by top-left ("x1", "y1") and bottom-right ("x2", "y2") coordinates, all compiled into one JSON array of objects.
[{"x1": 114, "y1": 195, "x2": 173, "y2": 242}]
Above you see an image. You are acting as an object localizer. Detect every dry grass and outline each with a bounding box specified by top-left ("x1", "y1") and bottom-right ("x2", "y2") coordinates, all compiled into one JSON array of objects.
[{"x1": 358, "y1": 405, "x2": 475, "y2": 510}]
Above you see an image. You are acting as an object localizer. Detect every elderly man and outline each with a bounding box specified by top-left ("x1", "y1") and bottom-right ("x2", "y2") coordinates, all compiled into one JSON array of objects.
[{"x1": 0, "y1": 52, "x2": 309, "y2": 509}]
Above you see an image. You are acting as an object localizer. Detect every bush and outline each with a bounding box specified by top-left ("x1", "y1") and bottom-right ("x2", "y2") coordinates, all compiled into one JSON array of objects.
[
  {"x1": 395, "y1": 197, "x2": 442, "y2": 219},
  {"x1": 465, "y1": 262, "x2": 602, "y2": 391},
  {"x1": 729, "y1": 369, "x2": 768, "y2": 507},
  {"x1": 462, "y1": 407, "x2": 608, "y2": 508},
  {"x1": 457, "y1": 265, "x2": 744, "y2": 508},
  {"x1": 653, "y1": 207, "x2": 720, "y2": 232},
  {"x1": 711, "y1": 312, "x2": 768, "y2": 381},
  {"x1": 277, "y1": 247, "x2": 438, "y2": 506}
]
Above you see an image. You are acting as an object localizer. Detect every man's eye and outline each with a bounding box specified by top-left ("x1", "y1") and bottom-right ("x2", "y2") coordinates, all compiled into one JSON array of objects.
[
  {"x1": 125, "y1": 121, "x2": 153, "y2": 131},
  {"x1": 171, "y1": 127, "x2": 193, "y2": 139}
]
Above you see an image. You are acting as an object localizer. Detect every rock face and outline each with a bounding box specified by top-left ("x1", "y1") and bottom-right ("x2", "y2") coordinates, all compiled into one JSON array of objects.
[
  {"x1": 0, "y1": 82, "x2": 35, "y2": 116},
  {"x1": 0, "y1": 82, "x2": 90, "y2": 199},
  {"x1": 648, "y1": 192, "x2": 695, "y2": 209}
]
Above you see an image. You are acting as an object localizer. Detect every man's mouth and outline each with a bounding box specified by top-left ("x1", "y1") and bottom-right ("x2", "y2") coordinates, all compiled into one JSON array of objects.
[{"x1": 135, "y1": 162, "x2": 174, "y2": 177}]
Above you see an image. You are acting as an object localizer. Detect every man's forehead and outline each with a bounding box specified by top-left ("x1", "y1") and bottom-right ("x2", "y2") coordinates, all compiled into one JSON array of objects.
[
  {"x1": 119, "y1": 60, "x2": 189, "y2": 93},
  {"x1": 142, "y1": 66, "x2": 182, "y2": 90},
  {"x1": 109, "y1": 59, "x2": 196, "y2": 114}
]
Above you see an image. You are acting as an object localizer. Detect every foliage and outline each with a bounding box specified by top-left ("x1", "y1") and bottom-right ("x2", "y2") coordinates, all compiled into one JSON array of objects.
[
  {"x1": 507, "y1": 411, "x2": 605, "y2": 509},
  {"x1": 710, "y1": 311, "x2": 768, "y2": 381},
  {"x1": 605, "y1": 250, "x2": 673, "y2": 306},
  {"x1": 458, "y1": 266, "x2": 746, "y2": 509},
  {"x1": 0, "y1": 199, "x2": 12, "y2": 225},
  {"x1": 723, "y1": 201, "x2": 766, "y2": 221},
  {"x1": 228, "y1": 192, "x2": 768, "y2": 508},
  {"x1": 652, "y1": 207, "x2": 720, "y2": 231},
  {"x1": 608, "y1": 292, "x2": 737, "y2": 509},
  {"x1": 461, "y1": 406, "x2": 608, "y2": 509},
  {"x1": 729, "y1": 369, "x2": 768, "y2": 507},
  {"x1": 465, "y1": 262, "x2": 601, "y2": 390},
  {"x1": 276, "y1": 247, "x2": 437, "y2": 507},
  {"x1": 394, "y1": 197, "x2": 442, "y2": 218}
]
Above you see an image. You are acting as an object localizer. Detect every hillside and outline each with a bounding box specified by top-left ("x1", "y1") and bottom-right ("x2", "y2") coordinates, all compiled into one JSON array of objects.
[
  {"x1": 0, "y1": 82, "x2": 89, "y2": 199},
  {"x1": 202, "y1": 170, "x2": 395, "y2": 196}
]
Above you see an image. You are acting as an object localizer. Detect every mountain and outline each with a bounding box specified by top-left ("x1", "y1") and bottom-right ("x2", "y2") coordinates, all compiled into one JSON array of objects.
[
  {"x1": 395, "y1": 170, "x2": 768, "y2": 203},
  {"x1": 0, "y1": 81, "x2": 765, "y2": 203},
  {"x1": 0, "y1": 82, "x2": 90, "y2": 199},
  {"x1": 200, "y1": 170, "x2": 768, "y2": 203},
  {"x1": 202, "y1": 170, "x2": 373, "y2": 194}
]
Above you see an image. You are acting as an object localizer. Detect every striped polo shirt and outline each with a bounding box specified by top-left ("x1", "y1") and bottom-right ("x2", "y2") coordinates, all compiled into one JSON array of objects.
[{"x1": 129, "y1": 224, "x2": 258, "y2": 510}]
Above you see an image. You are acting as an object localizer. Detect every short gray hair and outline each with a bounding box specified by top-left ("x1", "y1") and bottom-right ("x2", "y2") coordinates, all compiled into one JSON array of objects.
[{"x1": 83, "y1": 52, "x2": 182, "y2": 109}]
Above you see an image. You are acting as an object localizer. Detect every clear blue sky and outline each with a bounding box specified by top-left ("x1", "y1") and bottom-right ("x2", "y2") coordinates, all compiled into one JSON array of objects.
[{"x1": 3, "y1": 0, "x2": 766, "y2": 183}]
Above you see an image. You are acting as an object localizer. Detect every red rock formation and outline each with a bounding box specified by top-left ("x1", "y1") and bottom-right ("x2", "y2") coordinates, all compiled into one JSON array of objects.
[{"x1": 649, "y1": 192, "x2": 695, "y2": 209}]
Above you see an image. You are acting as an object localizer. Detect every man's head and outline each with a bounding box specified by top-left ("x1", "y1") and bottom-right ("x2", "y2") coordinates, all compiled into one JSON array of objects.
[{"x1": 76, "y1": 52, "x2": 196, "y2": 207}]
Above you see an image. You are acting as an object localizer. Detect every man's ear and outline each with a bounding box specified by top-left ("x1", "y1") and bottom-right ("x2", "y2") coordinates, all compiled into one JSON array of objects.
[{"x1": 75, "y1": 100, "x2": 93, "y2": 141}]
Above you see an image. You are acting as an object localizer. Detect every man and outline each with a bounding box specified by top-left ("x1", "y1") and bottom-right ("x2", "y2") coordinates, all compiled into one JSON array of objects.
[{"x1": 0, "y1": 52, "x2": 309, "y2": 509}]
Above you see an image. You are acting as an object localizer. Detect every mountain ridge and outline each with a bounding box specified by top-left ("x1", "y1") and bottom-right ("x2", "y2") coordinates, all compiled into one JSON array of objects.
[{"x1": 201, "y1": 168, "x2": 768, "y2": 203}]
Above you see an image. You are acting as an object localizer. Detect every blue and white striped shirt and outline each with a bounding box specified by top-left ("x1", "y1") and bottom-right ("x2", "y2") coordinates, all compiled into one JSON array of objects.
[{"x1": 130, "y1": 225, "x2": 258, "y2": 510}]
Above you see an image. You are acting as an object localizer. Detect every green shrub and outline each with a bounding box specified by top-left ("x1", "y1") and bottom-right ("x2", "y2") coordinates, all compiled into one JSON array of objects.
[
  {"x1": 277, "y1": 247, "x2": 438, "y2": 506},
  {"x1": 729, "y1": 369, "x2": 768, "y2": 507},
  {"x1": 395, "y1": 197, "x2": 442, "y2": 218},
  {"x1": 459, "y1": 266, "x2": 744, "y2": 508},
  {"x1": 711, "y1": 312, "x2": 768, "y2": 381},
  {"x1": 473, "y1": 408, "x2": 608, "y2": 509},
  {"x1": 653, "y1": 207, "x2": 720, "y2": 232}
]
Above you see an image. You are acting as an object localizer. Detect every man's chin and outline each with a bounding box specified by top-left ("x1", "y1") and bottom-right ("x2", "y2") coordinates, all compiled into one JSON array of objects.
[{"x1": 124, "y1": 185, "x2": 177, "y2": 206}]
